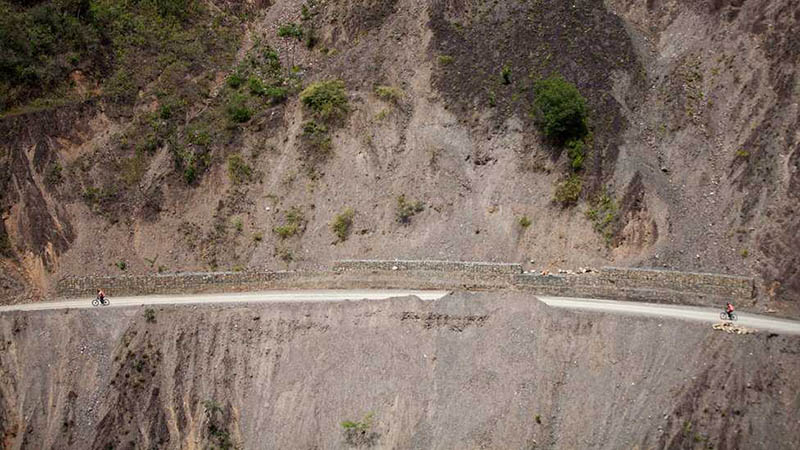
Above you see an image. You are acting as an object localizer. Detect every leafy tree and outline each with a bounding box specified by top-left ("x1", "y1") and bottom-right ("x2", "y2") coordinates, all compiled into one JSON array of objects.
[{"x1": 532, "y1": 75, "x2": 588, "y2": 144}]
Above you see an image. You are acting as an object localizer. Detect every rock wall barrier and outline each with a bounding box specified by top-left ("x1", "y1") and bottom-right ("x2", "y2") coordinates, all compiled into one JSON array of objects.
[
  {"x1": 54, "y1": 260, "x2": 755, "y2": 307},
  {"x1": 333, "y1": 259, "x2": 523, "y2": 275}
]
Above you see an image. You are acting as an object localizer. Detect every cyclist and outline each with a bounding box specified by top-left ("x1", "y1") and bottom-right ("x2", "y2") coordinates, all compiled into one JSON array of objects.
[
  {"x1": 725, "y1": 302, "x2": 735, "y2": 320},
  {"x1": 97, "y1": 289, "x2": 106, "y2": 305}
]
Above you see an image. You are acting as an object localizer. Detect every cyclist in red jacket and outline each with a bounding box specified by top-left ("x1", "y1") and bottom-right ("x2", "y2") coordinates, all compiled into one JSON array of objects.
[{"x1": 725, "y1": 302, "x2": 735, "y2": 320}]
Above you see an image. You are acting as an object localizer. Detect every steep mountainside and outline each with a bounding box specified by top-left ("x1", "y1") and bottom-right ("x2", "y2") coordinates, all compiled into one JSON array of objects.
[
  {"x1": 2, "y1": 293, "x2": 799, "y2": 448},
  {"x1": 1, "y1": 0, "x2": 798, "y2": 313}
]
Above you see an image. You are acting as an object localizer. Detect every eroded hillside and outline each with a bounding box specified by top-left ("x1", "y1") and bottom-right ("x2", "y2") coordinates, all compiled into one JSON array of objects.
[
  {"x1": 1, "y1": 292, "x2": 798, "y2": 448},
  {"x1": 1, "y1": 0, "x2": 798, "y2": 313}
]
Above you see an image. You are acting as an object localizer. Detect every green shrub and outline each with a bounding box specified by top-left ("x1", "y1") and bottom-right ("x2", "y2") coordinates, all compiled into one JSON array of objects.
[
  {"x1": 227, "y1": 72, "x2": 245, "y2": 89},
  {"x1": 586, "y1": 188, "x2": 618, "y2": 244},
  {"x1": 278, "y1": 23, "x2": 303, "y2": 39},
  {"x1": 274, "y1": 207, "x2": 304, "y2": 239},
  {"x1": 232, "y1": 217, "x2": 243, "y2": 232},
  {"x1": 331, "y1": 208, "x2": 355, "y2": 242},
  {"x1": 341, "y1": 412, "x2": 376, "y2": 447},
  {"x1": 252, "y1": 231, "x2": 263, "y2": 242},
  {"x1": 501, "y1": 65, "x2": 512, "y2": 85},
  {"x1": 226, "y1": 154, "x2": 253, "y2": 184},
  {"x1": 144, "y1": 308, "x2": 156, "y2": 323},
  {"x1": 248, "y1": 77, "x2": 265, "y2": 96},
  {"x1": 116, "y1": 260, "x2": 127, "y2": 271},
  {"x1": 532, "y1": 75, "x2": 589, "y2": 144},
  {"x1": 301, "y1": 121, "x2": 331, "y2": 152},
  {"x1": 304, "y1": 28, "x2": 318, "y2": 49},
  {"x1": 518, "y1": 216, "x2": 532, "y2": 228},
  {"x1": 45, "y1": 163, "x2": 63, "y2": 186},
  {"x1": 104, "y1": 68, "x2": 137, "y2": 104},
  {"x1": 553, "y1": 174, "x2": 582, "y2": 207},
  {"x1": 276, "y1": 246, "x2": 293, "y2": 262},
  {"x1": 265, "y1": 86, "x2": 288, "y2": 104},
  {"x1": 438, "y1": 55, "x2": 454, "y2": 65},
  {"x1": 566, "y1": 139, "x2": 585, "y2": 170},
  {"x1": 375, "y1": 85, "x2": 402, "y2": 103},
  {"x1": 227, "y1": 95, "x2": 252, "y2": 123},
  {"x1": 300, "y1": 80, "x2": 348, "y2": 120},
  {"x1": 396, "y1": 194, "x2": 424, "y2": 224}
]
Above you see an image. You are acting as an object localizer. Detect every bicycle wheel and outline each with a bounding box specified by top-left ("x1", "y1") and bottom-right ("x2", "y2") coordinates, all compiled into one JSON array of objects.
[
  {"x1": 92, "y1": 298, "x2": 99, "y2": 307},
  {"x1": 720, "y1": 312, "x2": 728, "y2": 320},
  {"x1": 729, "y1": 312, "x2": 737, "y2": 321}
]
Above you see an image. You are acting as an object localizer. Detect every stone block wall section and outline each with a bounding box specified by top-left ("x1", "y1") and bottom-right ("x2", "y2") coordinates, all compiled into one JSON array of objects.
[
  {"x1": 333, "y1": 259, "x2": 523, "y2": 275},
  {"x1": 54, "y1": 260, "x2": 756, "y2": 308}
]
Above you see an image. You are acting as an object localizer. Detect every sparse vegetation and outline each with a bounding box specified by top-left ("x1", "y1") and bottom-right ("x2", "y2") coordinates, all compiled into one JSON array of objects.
[
  {"x1": 301, "y1": 121, "x2": 332, "y2": 152},
  {"x1": 227, "y1": 94, "x2": 252, "y2": 124},
  {"x1": 566, "y1": 138, "x2": 585, "y2": 171},
  {"x1": 553, "y1": 175, "x2": 582, "y2": 207},
  {"x1": 586, "y1": 188, "x2": 619, "y2": 245},
  {"x1": 519, "y1": 216, "x2": 532, "y2": 228},
  {"x1": 375, "y1": 85, "x2": 402, "y2": 103},
  {"x1": 45, "y1": 163, "x2": 63, "y2": 186},
  {"x1": 276, "y1": 246, "x2": 293, "y2": 262},
  {"x1": 252, "y1": 231, "x2": 263, "y2": 242},
  {"x1": 396, "y1": 194, "x2": 424, "y2": 224},
  {"x1": 227, "y1": 72, "x2": 245, "y2": 89},
  {"x1": 232, "y1": 217, "x2": 243, "y2": 232},
  {"x1": 226, "y1": 154, "x2": 253, "y2": 185},
  {"x1": 532, "y1": 75, "x2": 589, "y2": 144},
  {"x1": 501, "y1": 65, "x2": 512, "y2": 85},
  {"x1": 277, "y1": 22, "x2": 303, "y2": 40},
  {"x1": 144, "y1": 308, "x2": 156, "y2": 323},
  {"x1": 116, "y1": 260, "x2": 127, "y2": 271},
  {"x1": 300, "y1": 80, "x2": 348, "y2": 120},
  {"x1": 341, "y1": 412, "x2": 378, "y2": 447},
  {"x1": 273, "y1": 207, "x2": 305, "y2": 239},
  {"x1": 332, "y1": 208, "x2": 355, "y2": 242},
  {"x1": 203, "y1": 400, "x2": 234, "y2": 450},
  {"x1": 740, "y1": 248, "x2": 749, "y2": 258},
  {"x1": 438, "y1": 55, "x2": 454, "y2": 65}
]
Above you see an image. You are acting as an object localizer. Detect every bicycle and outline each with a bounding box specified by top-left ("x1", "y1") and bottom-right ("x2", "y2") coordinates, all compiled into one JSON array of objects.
[
  {"x1": 719, "y1": 311, "x2": 737, "y2": 321},
  {"x1": 92, "y1": 296, "x2": 110, "y2": 307}
]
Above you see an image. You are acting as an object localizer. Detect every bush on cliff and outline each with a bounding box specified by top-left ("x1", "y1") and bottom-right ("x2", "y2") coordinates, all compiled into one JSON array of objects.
[{"x1": 532, "y1": 75, "x2": 588, "y2": 144}]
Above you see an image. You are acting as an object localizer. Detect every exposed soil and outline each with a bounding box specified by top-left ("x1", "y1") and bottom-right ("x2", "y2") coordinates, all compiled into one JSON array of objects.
[{"x1": 1, "y1": 292, "x2": 798, "y2": 448}]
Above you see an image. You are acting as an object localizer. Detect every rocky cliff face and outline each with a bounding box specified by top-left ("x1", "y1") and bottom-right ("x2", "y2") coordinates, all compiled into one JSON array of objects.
[
  {"x1": 1, "y1": 293, "x2": 798, "y2": 448},
  {"x1": 0, "y1": 0, "x2": 797, "y2": 314}
]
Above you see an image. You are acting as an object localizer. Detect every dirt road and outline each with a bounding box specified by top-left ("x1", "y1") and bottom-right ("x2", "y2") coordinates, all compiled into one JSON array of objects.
[
  {"x1": 0, "y1": 289, "x2": 451, "y2": 312},
  {"x1": 3, "y1": 290, "x2": 799, "y2": 335},
  {"x1": 538, "y1": 296, "x2": 800, "y2": 335}
]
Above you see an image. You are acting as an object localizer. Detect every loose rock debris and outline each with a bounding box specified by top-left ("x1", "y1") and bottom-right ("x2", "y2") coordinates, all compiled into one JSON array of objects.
[{"x1": 713, "y1": 322, "x2": 756, "y2": 335}]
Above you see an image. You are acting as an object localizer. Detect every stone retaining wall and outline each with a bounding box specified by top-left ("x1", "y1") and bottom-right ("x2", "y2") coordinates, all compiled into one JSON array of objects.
[
  {"x1": 513, "y1": 267, "x2": 753, "y2": 305},
  {"x1": 54, "y1": 260, "x2": 756, "y2": 307},
  {"x1": 333, "y1": 259, "x2": 523, "y2": 275}
]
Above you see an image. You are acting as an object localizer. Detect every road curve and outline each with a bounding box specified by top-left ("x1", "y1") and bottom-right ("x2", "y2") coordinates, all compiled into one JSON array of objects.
[
  {"x1": 0, "y1": 289, "x2": 452, "y2": 313},
  {"x1": 538, "y1": 296, "x2": 800, "y2": 335}
]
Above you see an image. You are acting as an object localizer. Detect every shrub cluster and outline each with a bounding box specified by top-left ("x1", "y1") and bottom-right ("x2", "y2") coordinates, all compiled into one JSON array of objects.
[
  {"x1": 553, "y1": 174, "x2": 582, "y2": 207},
  {"x1": 532, "y1": 75, "x2": 588, "y2": 144},
  {"x1": 300, "y1": 80, "x2": 349, "y2": 120},
  {"x1": 396, "y1": 195, "x2": 424, "y2": 224},
  {"x1": 273, "y1": 207, "x2": 305, "y2": 239},
  {"x1": 331, "y1": 208, "x2": 355, "y2": 242},
  {"x1": 226, "y1": 154, "x2": 253, "y2": 185}
]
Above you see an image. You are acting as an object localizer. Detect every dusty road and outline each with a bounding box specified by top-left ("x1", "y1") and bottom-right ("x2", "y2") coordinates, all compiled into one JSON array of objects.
[
  {"x1": 0, "y1": 289, "x2": 451, "y2": 312},
  {"x1": 538, "y1": 296, "x2": 800, "y2": 335},
  {"x1": 3, "y1": 290, "x2": 799, "y2": 335}
]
